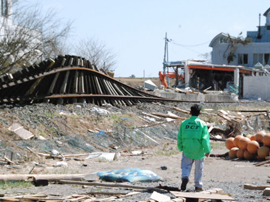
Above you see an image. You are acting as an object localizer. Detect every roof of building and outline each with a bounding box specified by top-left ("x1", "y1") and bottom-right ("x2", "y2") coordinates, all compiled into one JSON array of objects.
[
  {"x1": 209, "y1": 32, "x2": 235, "y2": 47},
  {"x1": 263, "y1": 7, "x2": 270, "y2": 17}
]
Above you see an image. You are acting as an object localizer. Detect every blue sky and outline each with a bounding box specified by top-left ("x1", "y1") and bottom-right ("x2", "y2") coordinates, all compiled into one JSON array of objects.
[{"x1": 27, "y1": 0, "x2": 269, "y2": 77}]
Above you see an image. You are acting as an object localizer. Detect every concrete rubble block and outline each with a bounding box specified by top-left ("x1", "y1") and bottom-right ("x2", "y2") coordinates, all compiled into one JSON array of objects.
[{"x1": 144, "y1": 79, "x2": 157, "y2": 91}]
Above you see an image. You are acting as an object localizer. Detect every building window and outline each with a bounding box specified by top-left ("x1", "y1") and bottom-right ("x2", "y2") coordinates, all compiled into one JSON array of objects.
[
  {"x1": 238, "y1": 54, "x2": 248, "y2": 65},
  {"x1": 253, "y1": 53, "x2": 263, "y2": 65},
  {"x1": 219, "y1": 37, "x2": 228, "y2": 43},
  {"x1": 253, "y1": 53, "x2": 270, "y2": 65},
  {"x1": 265, "y1": 53, "x2": 270, "y2": 64},
  {"x1": 1, "y1": 0, "x2": 8, "y2": 17}
]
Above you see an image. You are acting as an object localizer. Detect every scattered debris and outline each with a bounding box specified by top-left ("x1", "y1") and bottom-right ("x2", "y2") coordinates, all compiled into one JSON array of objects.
[
  {"x1": 263, "y1": 188, "x2": 270, "y2": 196},
  {"x1": 171, "y1": 188, "x2": 235, "y2": 201},
  {"x1": 8, "y1": 123, "x2": 34, "y2": 140},
  {"x1": 150, "y1": 191, "x2": 171, "y2": 202}
]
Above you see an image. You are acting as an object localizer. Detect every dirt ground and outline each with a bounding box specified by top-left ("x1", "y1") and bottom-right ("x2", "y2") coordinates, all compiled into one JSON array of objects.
[
  {"x1": 0, "y1": 134, "x2": 269, "y2": 201},
  {"x1": 0, "y1": 89, "x2": 270, "y2": 201}
]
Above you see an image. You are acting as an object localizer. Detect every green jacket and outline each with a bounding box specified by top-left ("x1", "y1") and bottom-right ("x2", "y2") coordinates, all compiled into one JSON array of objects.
[{"x1": 177, "y1": 116, "x2": 211, "y2": 159}]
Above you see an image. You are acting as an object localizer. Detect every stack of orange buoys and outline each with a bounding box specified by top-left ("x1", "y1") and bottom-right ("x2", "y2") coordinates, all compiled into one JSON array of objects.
[{"x1": 225, "y1": 131, "x2": 270, "y2": 161}]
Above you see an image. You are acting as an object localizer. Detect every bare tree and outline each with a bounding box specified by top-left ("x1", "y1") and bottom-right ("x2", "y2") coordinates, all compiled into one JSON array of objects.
[
  {"x1": 223, "y1": 33, "x2": 252, "y2": 64},
  {"x1": 74, "y1": 37, "x2": 117, "y2": 73},
  {"x1": 0, "y1": 0, "x2": 72, "y2": 74}
]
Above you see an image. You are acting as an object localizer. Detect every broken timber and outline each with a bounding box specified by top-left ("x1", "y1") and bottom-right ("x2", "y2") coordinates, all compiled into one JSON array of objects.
[
  {"x1": 0, "y1": 174, "x2": 97, "y2": 182},
  {"x1": 244, "y1": 184, "x2": 270, "y2": 190},
  {"x1": 59, "y1": 180, "x2": 168, "y2": 193},
  {"x1": 171, "y1": 191, "x2": 235, "y2": 201}
]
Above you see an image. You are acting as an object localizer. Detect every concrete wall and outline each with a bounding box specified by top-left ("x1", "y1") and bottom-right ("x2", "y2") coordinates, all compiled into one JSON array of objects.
[
  {"x1": 243, "y1": 75, "x2": 270, "y2": 100},
  {"x1": 157, "y1": 91, "x2": 238, "y2": 102}
]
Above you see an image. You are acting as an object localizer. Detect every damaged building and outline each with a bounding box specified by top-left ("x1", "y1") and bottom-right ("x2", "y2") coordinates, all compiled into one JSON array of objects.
[{"x1": 163, "y1": 7, "x2": 270, "y2": 101}]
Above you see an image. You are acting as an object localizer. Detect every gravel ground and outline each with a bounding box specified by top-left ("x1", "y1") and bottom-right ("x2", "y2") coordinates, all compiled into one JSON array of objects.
[{"x1": 0, "y1": 101, "x2": 269, "y2": 201}]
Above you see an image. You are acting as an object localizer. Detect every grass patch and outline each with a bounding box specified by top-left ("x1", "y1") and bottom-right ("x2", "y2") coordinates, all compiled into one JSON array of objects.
[
  {"x1": 155, "y1": 148, "x2": 180, "y2": 156},
  {"x1": 0, "y1": 181, "x2": 33, "y2": 190},
  {"x1": 211, "y1": 141, "x2": 226, "y2": 150}
]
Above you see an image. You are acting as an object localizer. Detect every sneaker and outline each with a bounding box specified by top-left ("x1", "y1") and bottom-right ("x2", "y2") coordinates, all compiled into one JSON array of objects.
[
  {"x1": 180, "y1": 177, "x2": 189, "y2": 191},
  {"x1": 195, "y1": 187, "x2": 204, "y2": 192}
]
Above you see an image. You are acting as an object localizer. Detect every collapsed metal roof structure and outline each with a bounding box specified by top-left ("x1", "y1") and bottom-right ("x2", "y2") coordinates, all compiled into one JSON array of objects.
[{"x1": 0, "y1": 55, "x2": 168, "y2": 106}]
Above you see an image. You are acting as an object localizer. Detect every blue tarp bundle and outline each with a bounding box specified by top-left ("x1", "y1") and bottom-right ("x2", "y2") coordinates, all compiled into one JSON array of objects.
[{"x1": 97, "y1": 167, "x2": 163, "y2": 183}]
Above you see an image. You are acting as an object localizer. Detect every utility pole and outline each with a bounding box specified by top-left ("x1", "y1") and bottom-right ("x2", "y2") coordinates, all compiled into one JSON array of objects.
[
  {"x1": 163, "y1": 33, "x2": 170, "y2": 86},
  {"x1": 163, "y1": 33, "x2": 168, "y2": 74}
]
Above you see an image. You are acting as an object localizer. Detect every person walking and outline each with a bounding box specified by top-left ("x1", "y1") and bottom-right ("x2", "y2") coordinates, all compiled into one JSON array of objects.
[{"x1": 177, "y1": 104, "x2": 211, "y2": 192}]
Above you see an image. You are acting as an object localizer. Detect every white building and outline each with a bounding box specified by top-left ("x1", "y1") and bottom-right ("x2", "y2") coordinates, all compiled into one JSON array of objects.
[{"x1": 210, "y1": 7, "x2": 270, "y2": 68}]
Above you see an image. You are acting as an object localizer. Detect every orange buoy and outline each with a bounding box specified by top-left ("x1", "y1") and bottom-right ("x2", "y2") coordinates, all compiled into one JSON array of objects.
[
  {"x1": 262, "y1": 133, "x2": 270, "y2": 146},
  {"x1": 238, "y1": 137, "x2": 251, "y2": 150},
  {"x1": 255, "y1": 131, "x2": 266, "y2": 143},
  {"x1": 244, "y1": 150, "x2": 256, "y2": 160},
  {"x1": 225, "y1": 137, "x2": 235, "y2": 150},
  {"x1": 249, "y1": 135, "x2": 256, "y2": 141},
  {"x1": 247, "y1": 140, "x2": 260, "y2": 154},
  {"x1": 236, "y1": 149, "x2": 245, "y2": 159},
  {"x1": 234, "y1": 135, "x2": 242, "y2": 148},
  {"x1": 229, "y1": 147, "x2": 239, "y2": 159},
  {"x1": 257, "y1": 146, "x2": 270, "y2": 159}
]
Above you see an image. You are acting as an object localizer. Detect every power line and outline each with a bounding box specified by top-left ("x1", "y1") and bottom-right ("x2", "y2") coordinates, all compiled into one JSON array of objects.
[{"x1": 170, "y1": 40, "x2": 210, "y2": 47}]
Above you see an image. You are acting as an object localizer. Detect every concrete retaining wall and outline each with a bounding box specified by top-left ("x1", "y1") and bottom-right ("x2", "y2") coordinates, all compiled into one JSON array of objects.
[
  {"x1": 157, "y1": 91, "x2": 238, "y2": 102},
  {"x1": 243, "y1": 76, "x2": 270, "y2": 100}
]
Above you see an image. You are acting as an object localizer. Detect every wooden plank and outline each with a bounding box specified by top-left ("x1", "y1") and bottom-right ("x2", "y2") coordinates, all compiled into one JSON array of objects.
[
  {"x1": 26, "y1": 147, "x2": 40, "y2": 159},
  {"x1": 72, "y1": 70, "x2": 79, "y2": 93},
  {"x1": 59, "y1": 180, "x2": 167, "y2": 193},
  {"x1": 59, "y1": 71, "x2": 70, "y2": 93},
  {"x1": 152, "y1": 112, "x2": 184, "y2": 120},
  {"x1": 0, "y1": 174, "x2": 95, "y2": 182},
  {"x1": 142, "y1": 112, "x2": 163, "y2": 120},
  {"x1": 172, "y1": 107, "x2": 190, "y2": 114},
  {"x1": 254, "y1": 160, "x2": 270, "y2": 166},
  {"x1": 170, "y1": 191, "x2": 234, "y2": 200},
  {"x1": 47, "y1": 72, "x2": 60, "y2": 95},
  {"x1": 244, "y1": 184, "x2": 270, "y2": 190}
]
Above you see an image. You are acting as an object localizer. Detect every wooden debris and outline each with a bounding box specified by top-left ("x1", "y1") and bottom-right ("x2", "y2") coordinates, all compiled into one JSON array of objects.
[
  {"x1": 208, "y1": 125, "x2": 214, "y2": 133},
  {"x1": 8, "y1": 123, "x2": 34, "y2": 140},
  {"x1": 171, "y1": 191, "x2": 234, "y2": 201},
  {"x1": 244, "y1": 184, "x2": 270, "y2": 190},
  {"x1": 200, "y1": 188, "x2": 223, "y2": 194},
  {"x1": 150, "y1": 191, "x2": 171, "y2": 202},
  {"x1": 59, "y1": 180, "x2": 168, "y2": 193},
  {"x1": 171, "y1": 198, "x2": 186, "y2": 202},
  {"x1": 0, "y1": 174, "x2": 97, "y2": 182},
  {"x1": 142, "y1": 112, "x2": 163, "y2": 120},
  {"x1": 88, "y1": 129, "x2": 99, "y2": 133},
  {"x1": 0, "y1": 194, "x2": 56, "y2": 202},
  {"x1": 254, "y1": 160, "x2": 270, "y2": 166},
  {"x1": 26, "y1": 147, "x2": 41, "y2": 159},
  {"x1": 152, "y1": 112, "x2": 184, "y2": 120},
  {"x1": 235, "y1": 109, "x2": 269, "y2": 113},
  {"x1": 172, "y1": 107, "x2": 190, "y2": 115},
  {"x1": 4, "y1": 156, "x2": 15, "y2": 164}
]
